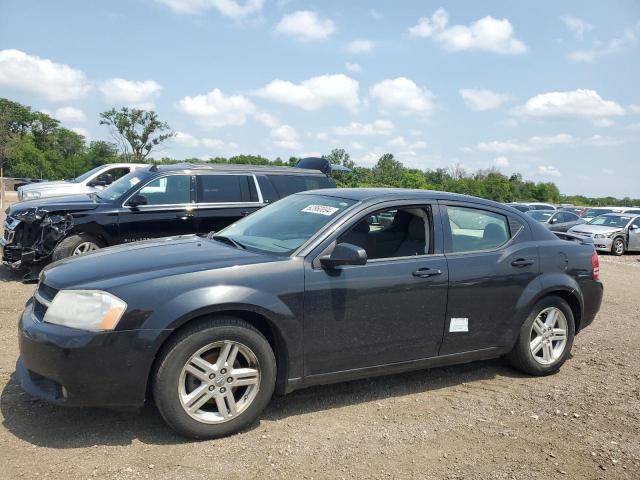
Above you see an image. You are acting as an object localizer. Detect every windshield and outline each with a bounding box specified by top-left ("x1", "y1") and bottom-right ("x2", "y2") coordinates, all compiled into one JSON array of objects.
[
  {"x1": 96, "y1": 170, "x2": 149, "y2": 201},
  {"x1": 526, "y1": 210, "x2": 553, "y2": 222},
  {"x1": 217, "y1": 194, "x2": 357, "y2": 255},
  {"x1": 583, "y1": 208, "x2": 613, "y2": 218},
  {"x1": 587, "y1": 215, "x2": 632, "y2": 228},
  {"x1": 73, "y1": 165, "x2": 106, "y2": 183}
]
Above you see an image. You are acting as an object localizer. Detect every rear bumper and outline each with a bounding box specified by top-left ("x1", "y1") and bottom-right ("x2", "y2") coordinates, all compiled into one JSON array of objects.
[
  {"x1": 578, "y1": 279, "x2": 603, "y2": 332},
  {"x1": 17, "y1": 300, "x2": 166, "y2": 408}
]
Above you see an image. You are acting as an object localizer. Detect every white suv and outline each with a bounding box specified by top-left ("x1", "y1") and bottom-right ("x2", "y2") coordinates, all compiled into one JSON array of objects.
[{"x1": 18, "y1": 163, "x2": 147, "y2": 201}]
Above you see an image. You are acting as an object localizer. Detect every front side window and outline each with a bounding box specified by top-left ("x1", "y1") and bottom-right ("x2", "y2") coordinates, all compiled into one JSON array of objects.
[
  {"x1": 338, "y1": 207, "x2": 431, "y2": 260},
  {"x1": 197, "y1": 175, "x2": 251, "y2": 203},
  {"x1": 447, "y1": 206, "x2": 510, "y2": 253},
  {"x1": 217, "y1": 194, "x2": 356, "y2": 255},
  {"x1": 97, "y1": 167, "x2": 130, "y2": 183},
  {"x1": 267, "y1": 175, "x2": 333, "y2": 198},
  {"x1": 136, "y1": 175, "x2": 191, "y2": 205},
  {"x1": 98, "y1": 170, "x2": 149, "y2": 201}
]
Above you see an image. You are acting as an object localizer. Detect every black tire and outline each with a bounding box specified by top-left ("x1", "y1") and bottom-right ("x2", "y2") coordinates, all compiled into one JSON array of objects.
[
  {"x1": 611, "y1": 237, "x2": 625, "y2": 256},
  {"x1": 152, "y1": 317, "x2": 276, "y2": 439},
  {"x1": 507, "y1": 296, "x2": 575, "y2": 376},
  {"x1": 51, "y1": 233, "x2": 105, "y2": 262}
]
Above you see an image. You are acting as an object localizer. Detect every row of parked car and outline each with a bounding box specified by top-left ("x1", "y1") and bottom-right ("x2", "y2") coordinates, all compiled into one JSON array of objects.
[{"x1": 505, "y1": 202, "x2": 640, "y2": 256}]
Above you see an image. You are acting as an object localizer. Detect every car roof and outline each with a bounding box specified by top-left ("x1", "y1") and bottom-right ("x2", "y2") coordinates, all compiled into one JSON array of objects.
[
  {"x1": 151, "y1": 163, "x2": 325, "y2": 176},
  {"x1": 299, "y1": 187, "x2": 512, "y2": 208},
  {"x1": 600, "y1": 213, "x2": 638, "y2": 218}
]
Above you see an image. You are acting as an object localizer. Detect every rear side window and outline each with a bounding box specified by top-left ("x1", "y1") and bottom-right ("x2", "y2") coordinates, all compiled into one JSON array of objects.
[
  {"x1": 197, "y1": 175, "x2": 253, "y2": 203},
  {"x1": 447, "y1": 206, "x2": 510, "y2": 253},
  {"x1": 267, "y1": 175, "x2": 333, "y2": 199}
]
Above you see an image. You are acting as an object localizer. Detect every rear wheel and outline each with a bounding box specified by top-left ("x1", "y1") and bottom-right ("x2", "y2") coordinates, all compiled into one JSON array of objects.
[
  {"x1": 51, "y1": 233, "x2": 104, "y2": 262},
  {"x1": 507, "y1": 296, "x2": 575, "y2": 376},
  {"x1": 153, "y1": 317, "x2": 276, "y2": 439},
  {"x1": 611, "y1": 237, "x2": 625, "y2": 256}
]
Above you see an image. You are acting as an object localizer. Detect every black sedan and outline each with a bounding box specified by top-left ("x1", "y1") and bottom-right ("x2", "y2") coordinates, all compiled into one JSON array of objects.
[{"x1": 17, "y1": 189, "x2": 603, "y2": 438}]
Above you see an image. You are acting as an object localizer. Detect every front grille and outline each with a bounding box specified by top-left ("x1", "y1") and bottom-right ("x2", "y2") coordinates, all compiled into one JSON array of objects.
[
  {"x1": 572, "y1": 231, "x2": 593, "y2": 237},
  {"x1": 2, "y1": 246, "x2": 22, "y2": 262},
  {"x1": 33, "y1": 282, "x2": 58, "y2": 322},
  {"x1": 3, "y1": 228, "x2": 14, "y2": 243}
]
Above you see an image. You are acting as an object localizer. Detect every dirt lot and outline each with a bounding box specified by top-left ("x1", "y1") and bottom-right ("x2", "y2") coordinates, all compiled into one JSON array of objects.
[{"x1": 1, "y1": 199, "x2": 639, "y2": 479}]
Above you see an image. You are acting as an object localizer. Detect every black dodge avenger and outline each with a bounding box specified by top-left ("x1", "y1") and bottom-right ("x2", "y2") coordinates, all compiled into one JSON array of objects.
[{"x1": 17, "y1": 189, "x2": 603, "y2": 438}]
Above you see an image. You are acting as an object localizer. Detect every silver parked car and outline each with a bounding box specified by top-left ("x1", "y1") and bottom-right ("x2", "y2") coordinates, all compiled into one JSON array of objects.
[
  {"x1": 526, "y1": 210, "x2": 585, "y2": 232},
  {"x1": 568, "y1": 213, "x2": 640, "y2": 256},
  {"x1": 17, "y1": 163, "x2": 147, "y2": 201}
]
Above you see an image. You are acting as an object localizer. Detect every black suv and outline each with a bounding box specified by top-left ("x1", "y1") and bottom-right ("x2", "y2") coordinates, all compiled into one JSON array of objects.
[{"x1": 2, "y1": 161, "x2": 335, "y2": 276}]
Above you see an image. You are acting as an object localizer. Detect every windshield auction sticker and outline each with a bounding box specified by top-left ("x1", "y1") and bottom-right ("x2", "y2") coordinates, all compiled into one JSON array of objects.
[{"x1": 301, "y1": 204, "x2": 340, "y2": 216}]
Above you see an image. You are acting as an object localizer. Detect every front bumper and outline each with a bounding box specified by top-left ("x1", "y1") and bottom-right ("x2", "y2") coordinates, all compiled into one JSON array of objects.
[
  {"x1": 17, "y1": 300, "x2": 166, "y2": 408},
  {"x1": 592, "y1": 237, "x2": 613, "y2": 252}
]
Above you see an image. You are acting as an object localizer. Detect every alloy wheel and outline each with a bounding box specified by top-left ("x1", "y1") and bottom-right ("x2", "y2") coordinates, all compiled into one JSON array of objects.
[
  {"x1": 178, "y1": 340, "x2": 261, "y2": 424},
  {"x1": 72, "y1": 241, "x2": 99, "y2": 255},
  {"x1": 613, "y1": 239, "x2": 624, "y2": 255},
  {"x1": 529, "y1": 307, "x2": 568, "y2": 365}
]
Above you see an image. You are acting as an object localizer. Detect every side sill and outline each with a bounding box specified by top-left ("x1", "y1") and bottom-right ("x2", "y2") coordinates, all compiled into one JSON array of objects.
[{"x1": 284, "y1": 346, "x2": 507, "y2": 394}]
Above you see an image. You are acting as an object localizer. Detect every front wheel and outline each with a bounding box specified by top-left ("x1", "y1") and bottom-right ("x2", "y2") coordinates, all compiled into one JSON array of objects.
[
  {"x1": 51, "y1": 233, "x2": 104, "y2": 262},
  {"x1": 153, "y1": 317, "x2": 276, "y2": 439},
  {"x1": 507, "y1": 296, "x2": 575, "y2": 376},
  {"x1": 611, "y1": 237, "x2": 625, "y2": 256}
]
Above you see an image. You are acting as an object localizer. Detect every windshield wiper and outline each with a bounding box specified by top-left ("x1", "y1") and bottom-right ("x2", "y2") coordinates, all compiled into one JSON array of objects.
[{"x1": 209, "y1": 234, "x2": 246, "y2": 250}]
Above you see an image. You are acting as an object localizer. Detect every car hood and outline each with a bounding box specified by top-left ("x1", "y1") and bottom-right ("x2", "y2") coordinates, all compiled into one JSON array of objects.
[
  {"x1": 41, "y1": 235, "x2": 279, "y2": 289},
  {"x1": 569, "y1": 224, "x2": 624, "y2": 235},
  {"x1": 18, "y1": 180, "x2": 75, "y2": 192},
  {"x1": 7, "y1": 194, "x2": 101, "y2": 218}
]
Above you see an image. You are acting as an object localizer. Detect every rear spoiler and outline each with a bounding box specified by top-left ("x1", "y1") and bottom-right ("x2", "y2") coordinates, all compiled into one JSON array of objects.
[
  {"x1": 553, "y1": 231, "x2": 595, "y2": 245},
  {"x1": 295, "y1": 157, "x2": 352, "y2": 174}
]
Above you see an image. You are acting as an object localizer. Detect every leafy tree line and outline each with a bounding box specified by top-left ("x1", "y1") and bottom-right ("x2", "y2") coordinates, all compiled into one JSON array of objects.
[{"x1": 1, "y1": 98, "x2": 637, "y2": 206}]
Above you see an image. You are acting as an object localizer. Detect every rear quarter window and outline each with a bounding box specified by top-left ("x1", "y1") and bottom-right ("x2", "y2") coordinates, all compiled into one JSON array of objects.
[{"x1": 267, "y1": 175, "x2": 333, "y2": 199}]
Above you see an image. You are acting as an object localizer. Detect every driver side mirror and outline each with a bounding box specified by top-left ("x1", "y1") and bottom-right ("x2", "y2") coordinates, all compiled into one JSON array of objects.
[
  {"x1": 631, "y1": 224, "x2": 639, "y2": 231},
  {"x1": 320, "y1": 243, "x2": 367, "y2": 269},
  {"x1": 128, "y1": 194, "x2": 148, "y2": 208}
]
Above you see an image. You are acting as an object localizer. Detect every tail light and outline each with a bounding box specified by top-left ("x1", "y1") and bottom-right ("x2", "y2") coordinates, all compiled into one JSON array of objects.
[{"x1": 591, "y1": 250, "x2": 600, "y2": 281}]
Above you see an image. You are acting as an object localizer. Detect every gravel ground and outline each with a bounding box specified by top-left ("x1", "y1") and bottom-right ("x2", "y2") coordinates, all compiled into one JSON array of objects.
[{"x1": 1, "y1": 199, "x2": 639, "y2": 479}]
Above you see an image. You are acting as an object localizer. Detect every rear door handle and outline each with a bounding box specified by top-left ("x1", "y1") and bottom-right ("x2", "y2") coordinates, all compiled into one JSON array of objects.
[
  {"x1": 511, "y1": 258, "x2": 534, "y2": 268},
  {"x1": 175, "y1": 213, "x2": 194, "y2": 220},
  {"x1": 412, "y1": 268, "x2": 442, "y2": 278},
  {"x1": 241, "y1": 211, "x2": 251, "y2": 216}
]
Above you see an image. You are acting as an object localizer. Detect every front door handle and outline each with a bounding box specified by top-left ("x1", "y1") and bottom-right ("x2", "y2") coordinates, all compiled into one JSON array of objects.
[
  {"x1": 241, "y1": 211, "x2": 251, "y2": 216},
  {"x1": 175, "y1": 213, "x2": 194, "y2": 220},
  {"x1": 412, "y1": 268, "x2": 442, "y2": 278},
  {"x1": 511, "y1": 258, "x2": 534, "y2": 268}
]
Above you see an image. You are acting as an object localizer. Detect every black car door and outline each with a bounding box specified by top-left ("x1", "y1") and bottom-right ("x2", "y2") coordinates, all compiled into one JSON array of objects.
[
  {"x1": 439, "y1": 202, "x2": 538, "y2": 355},
  {"x1": 303, "y1": 201, "x2": 449, "y2": 376},
  {"x1": 194, "y1": 174, "x2": 263, "y2": 234},
  {"x1": 117, "y1": 174, "x2": 196, "y2": 243}
]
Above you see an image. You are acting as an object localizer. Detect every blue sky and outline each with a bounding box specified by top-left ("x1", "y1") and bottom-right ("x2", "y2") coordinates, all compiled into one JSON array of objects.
[{"x1": 1, "y1": 0, "x2": 639, "y2": 197}]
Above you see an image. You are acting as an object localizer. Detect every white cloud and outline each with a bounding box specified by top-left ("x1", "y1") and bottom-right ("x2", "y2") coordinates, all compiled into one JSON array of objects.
[
  {"x1": 569, "y1": 25, "x2": 638, "y2": 62},
  {"x1": 0, "y1": 49, "x2": 90, "y2": 101},
  {"x1": 493, "y1": 156, "x2": 509, "y2": 167},
  {"x1": 538, "y1": 165, "x2": 561, "y2": 177},
  {"x1": 408, "y1": 8, "x2": 527, "y2": 54},
  {"x1": 528, "y1": 133, "x2": 576, "y2": 145},
  {"x1": 346, "y1": 39, "x2": 374, "y2": 54},
  {"x1": 71, "y1": 127, "x2": 90, "y2": 138},
  {"x1": 519, "y1": 89, "x2": 625, "y2": 118},
  {"x1": 370, "y1": 77, "x2": 433, "y2": 115},
  {"x1": 177, "y1": 88, "x2": 257, "y2": 127},
  {"x1": 202, "y1": 138, "x2": 239, "y2": 150},
  {"x1": 99, "y1": 78, "x2": 162, "y2": 109},
  {"x1": 561, "y1": 16, "x2": 592, "y2": 40},
  {"x1": 345, "y1": 62, "x2": 362, "y2": 73},
  {"x1": 476, "y1": 140, "x2": 532, "y2": 154},
  {"x1": 332, "y1": 119, "x2": 394, "y2": 136},
  {"x1": 275, "y1": 10, "x2": 335, "y2": 41},
  {"x1": 55, "y1": 106, "x2": 86, "y2": 123},
  {"x1": 592, "y1": 118, "x2": 615, "y2": 128},
  {"x1": 271, "y1": 125, "x2": 301, "y2": 150},
  {"x1": 459, "y1": 88, "x2": 511, "y2": 111},
  {"x1": 629, "y1": 104, "x2": 640, "y2": 113},
  {"x1": 585, "y1": 135, "x2": 625, "y2": 147},
  {"x1": 602, "y1": 168, "x2": 614, "y2": 175},
  {"x1": 351, "y1": 141, "x2": 365, "y2": 150},
  {"x1": 388, "y1": 136, "x2": 427, "y2": 150},
  {"x1": 172, "y1": 131, "x2": 238, "y2": 150},
  {"x1": 370, "y1": 9, "x2": 383, "y2": 19},
  {"x1": 173, "y1": 131, "x2": 201, "y2": 147},
  {"x1": 256, "y1": 74, "x2": 359, "y2": 112},
  {"x1": 155, "y1": 0, "x2": 263, "y2": 17}
]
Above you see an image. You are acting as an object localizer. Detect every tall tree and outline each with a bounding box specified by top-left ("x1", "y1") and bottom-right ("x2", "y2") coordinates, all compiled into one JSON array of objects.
[{"x1": 99, "y1": 107, "x2": 174, "y2": 162}]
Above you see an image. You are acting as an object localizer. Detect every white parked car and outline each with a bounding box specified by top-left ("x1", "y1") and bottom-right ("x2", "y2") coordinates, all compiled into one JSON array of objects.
[
  {"x1": 17, "y1": 163, "x2": 147, "y2": 201},
  {"x1": 568, "y1": 213, "x2": 640, "y2": 256}
]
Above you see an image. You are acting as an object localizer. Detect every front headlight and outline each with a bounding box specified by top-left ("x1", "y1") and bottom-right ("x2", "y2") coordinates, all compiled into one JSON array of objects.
[
  {"x1": 22, "y1": 191, "x2": 41, "y2": 200},
  {"x1": 594, "y1": 234, "x2": 606, "y2": 239},
  {"x1": 43, "y1": 290, "x2": 127, "y2": 331}
]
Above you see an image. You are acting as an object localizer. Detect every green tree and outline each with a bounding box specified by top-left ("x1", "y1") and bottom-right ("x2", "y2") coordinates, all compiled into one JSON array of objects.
[{"x1": 99, "y1": 107, "x2": 174, "y2": 162}]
